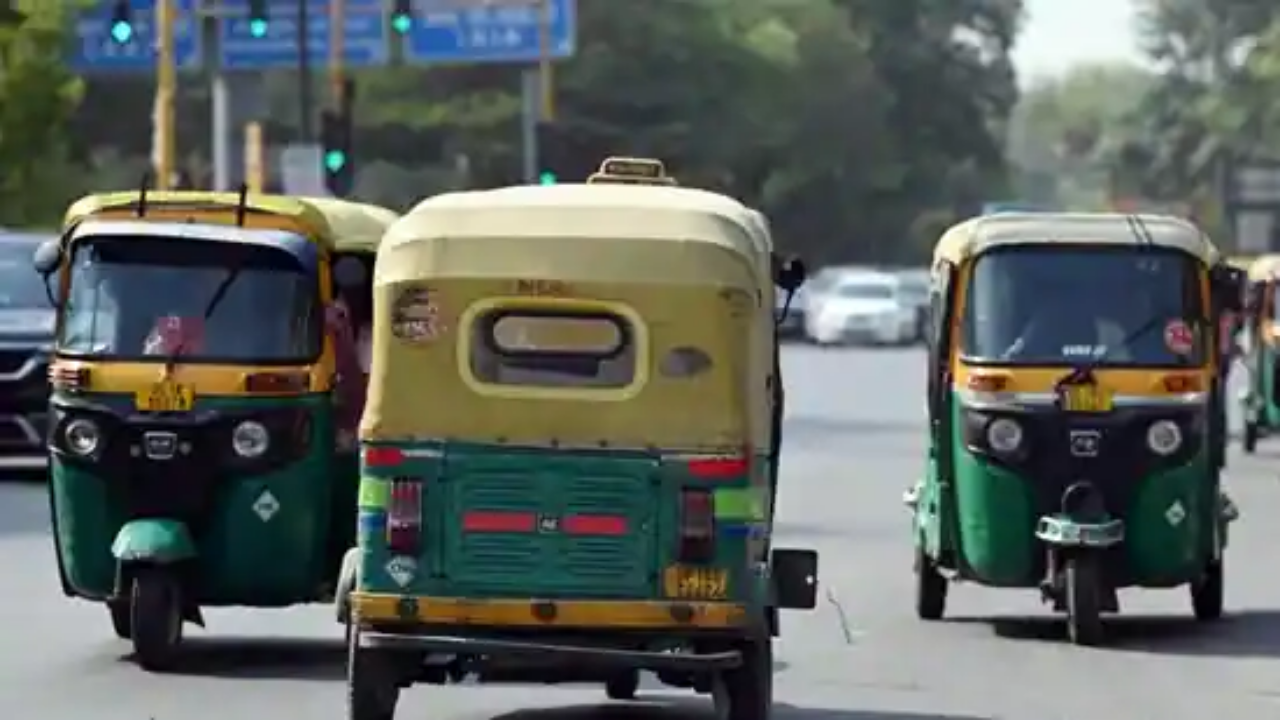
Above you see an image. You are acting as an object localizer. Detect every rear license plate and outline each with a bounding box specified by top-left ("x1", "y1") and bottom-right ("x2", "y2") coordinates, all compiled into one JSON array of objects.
[
  {"x1": 135, "y1": 381, "x2": 194, "y2": 412},
  {"x1": 662, "y1": 565, "x2": 728, "y2": 600},
  {"x1": 1059, "y1": 385, "x2": 1112, "y2": 413}
]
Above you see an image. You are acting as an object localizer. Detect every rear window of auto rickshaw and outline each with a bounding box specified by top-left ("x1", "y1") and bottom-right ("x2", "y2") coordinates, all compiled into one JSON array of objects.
[{"x1": 470, "y1": 310, "x2": 636, "y2": 389}]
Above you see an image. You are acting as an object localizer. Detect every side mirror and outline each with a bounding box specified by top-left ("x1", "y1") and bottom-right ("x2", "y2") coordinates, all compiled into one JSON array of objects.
[
  {"x1": 32, "y1": 240, "x2": 62, "y2": 276},
  {"x1": 1211, "y1": 265, "x2": 1245, "y2": 312},
  {"x1": 773, "y1": 255, "x2": 807, "y2": 292},
  {"x1": 333, "y1": 255, "x2": 367, "y2": 289}
]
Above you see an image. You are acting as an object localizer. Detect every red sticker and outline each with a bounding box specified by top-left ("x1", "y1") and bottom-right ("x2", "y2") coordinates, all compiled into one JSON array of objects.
[{"x1": 1164, "y1": 320, "x2": 1194, "y2": 355}]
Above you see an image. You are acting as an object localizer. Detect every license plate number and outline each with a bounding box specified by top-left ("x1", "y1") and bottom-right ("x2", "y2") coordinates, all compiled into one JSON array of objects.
[
  {"x1": 135, "y1": 382, "x2": 194, "y2": 412},
  {"x1": 1059, "y1": 385, "x2": 1112, "y2": 412},
  {"x1": 662, "y1": 565, "x2": 728, "y2": 600}
]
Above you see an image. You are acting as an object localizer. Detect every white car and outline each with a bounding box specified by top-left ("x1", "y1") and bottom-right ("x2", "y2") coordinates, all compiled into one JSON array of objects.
[{"x1": 804, "y1": 272, "x2": 918, "y2": 346}]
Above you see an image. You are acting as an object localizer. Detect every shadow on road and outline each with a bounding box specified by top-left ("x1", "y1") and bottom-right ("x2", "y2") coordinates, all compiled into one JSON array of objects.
[
  {"x1": 951, "y1": 611, "x2": 1280, "y2": 657},
  {"x1": 488, "y1": 700, "x2": 987, "y2": 720},
  {"x1": 126, "y1": 636, "x2": 346, "y2": 680}
]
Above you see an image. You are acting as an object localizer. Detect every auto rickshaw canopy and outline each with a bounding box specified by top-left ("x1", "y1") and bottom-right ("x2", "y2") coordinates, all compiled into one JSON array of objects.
[
  {"x1": 299, "y1": 196, "x2": 399, "y2": 253},
  {"x1": 1246, "y1": 254, "x2": 1280, "y2": 282},
  {"x1": 933, "y1": 212, "x2": 1220, "y2": 267},
  {"x1": 363, "y1": 183, "x2": 778, "y2": 450}
]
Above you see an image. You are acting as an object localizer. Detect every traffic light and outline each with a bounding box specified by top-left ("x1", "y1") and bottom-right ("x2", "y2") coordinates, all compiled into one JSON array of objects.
[
  {"x1": 110, "y1": 0, "x2": 133, "y2": 44},
  {"x1": 247, "y1": 0, "x2": 269, "y2": 38},
  {"x1": 320, "y1": 80, "x2": 356, "y2": 197},
  {"x1": 536, "y1": 121, "x2": 566, "y2": 185},
  {"x1": 390, "y1": 0, "x2": 412, "y2": 34}
]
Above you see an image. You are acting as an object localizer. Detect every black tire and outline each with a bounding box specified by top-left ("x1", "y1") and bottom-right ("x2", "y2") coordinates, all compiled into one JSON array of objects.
[
  {"x1": 714, "y1": 637, "x2": 772, "y2": 720},
  {"x1": 914, "y1": 544, "x2": 947, "y2": 621},
  {"x1": 108, "y1": 601, "x2": 131, "y2": 640},
  {"x1": 1065, "y1": 557, "x2": 1103, "y2": 646},
  {"x1": 1192, "y1": 559, "x2": 1224, "y2": 621},
  {"x1": 1244, "y1": 421, "x2": 1258, "y2": 453},
  {"x1": 605, "y1": 671, "x2": 640, "y2": 700},
  {"x1": 347, "y1": 626, "x2": 400, "y2": 720},
  {"x1": 130, "y1": 568, "x2": 183, "y2": 671}
]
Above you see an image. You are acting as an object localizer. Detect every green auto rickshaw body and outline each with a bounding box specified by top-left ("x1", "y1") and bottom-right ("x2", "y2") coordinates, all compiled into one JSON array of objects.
[
  {"x1": 1239, "y1": 254, "x2": 1280, "y2": 450},
  {"x1": 42, "y1": 191, "x2": 397, "y2": 666},
  {"x1": 913, "y1": 212, "x2": 1237, "y2": 642}
]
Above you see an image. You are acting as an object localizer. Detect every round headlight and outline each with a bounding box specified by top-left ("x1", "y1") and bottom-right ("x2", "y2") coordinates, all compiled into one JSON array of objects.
[
  {"x1": 64, "y1": 418, "x2": 100, "y2": 456},
  {"x1": 1147, "y1": 420, "x2": 1182, "y2": 456},
  {"x1": 232, "y1": 420, "x2": 269, "y2": 458},
  {"x1": 986, "y1": 417, "x2": 1023, "y2": 453}
]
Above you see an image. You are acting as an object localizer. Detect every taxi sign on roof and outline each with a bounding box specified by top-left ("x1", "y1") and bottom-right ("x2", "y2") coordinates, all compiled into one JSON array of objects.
[{"x1": 587, "y1": 156, "x2": 676, "y2": 186}]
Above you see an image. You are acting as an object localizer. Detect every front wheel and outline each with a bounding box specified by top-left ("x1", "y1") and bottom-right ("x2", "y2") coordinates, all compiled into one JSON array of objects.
[
  {"x1": 914, "y1": 544, "x2": 947, "y2": 621},
  {"x1": 130, "y1": 568, "x2": 183, "y2": 671},
  {"x1": 1064, "y1": 557, "x2": 1103, "y2": 646},
  {"x1": 347, "y1": 627, "x2": 400, "y2": 720},
  {"x1": 1192, "y1": 559, "x2": 1224, "y2": 621},
  {"x1": 714, "y1": 637, "x2": 772, "y2": 720},
  {"x1": 1243, "y1": 421, "x2": 1259, "y2": 453}
]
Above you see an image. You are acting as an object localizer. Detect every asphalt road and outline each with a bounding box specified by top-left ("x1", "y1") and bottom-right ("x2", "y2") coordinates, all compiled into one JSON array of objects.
[{"x1": 5, "y1": 346, "x2": 1280, "y2": 718}]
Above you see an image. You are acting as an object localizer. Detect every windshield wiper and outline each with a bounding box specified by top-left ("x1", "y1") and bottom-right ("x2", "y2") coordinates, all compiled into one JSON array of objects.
[{"x1": 166, "y1": 261, "x2": 245, "y2": 365}]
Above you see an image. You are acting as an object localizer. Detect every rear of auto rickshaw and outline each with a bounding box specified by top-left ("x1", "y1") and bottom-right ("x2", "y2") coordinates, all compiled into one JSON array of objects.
[
  {"x1": 343, "y1": 163, "x2": 817, "y2": 720},
  {"x1": 1238, "y1": 254, "x2": 1280, "y2": 451},
  {"x1": 909, "y1": 212, "x2": 1244, "y2": 645},
  {"x1": 33, "y1": 188, "x2": 395, "y2": 670}
]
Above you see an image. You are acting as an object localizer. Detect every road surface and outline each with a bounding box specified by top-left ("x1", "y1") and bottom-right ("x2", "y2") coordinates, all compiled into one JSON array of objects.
[{"x1": 4, "y1": 345, "x2": 1280, "y2": 718}]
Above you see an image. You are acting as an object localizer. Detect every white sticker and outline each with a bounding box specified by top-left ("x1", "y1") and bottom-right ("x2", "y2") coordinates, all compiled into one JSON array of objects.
[
  {"x1": 252, "y1": 490, "x2": 280, "y2": 522},
  {"x1": 1165, "y1": 501, "x2": 1186, "y2": 526},
  {"x1": 385, "y1": 556, "x2": 417, "y2": 587}
]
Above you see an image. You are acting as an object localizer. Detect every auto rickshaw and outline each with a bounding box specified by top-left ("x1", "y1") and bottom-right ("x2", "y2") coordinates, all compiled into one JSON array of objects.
[
  {"x1": 340, "y1": 158, "x2": 817, "y2": 720},
  {"x1": 908, "y1": 212, "x2": 1244, "y2": 645},
  {"x1": 1239, "y1": 254, "x2": 1280, "y2": 451},
  {"x1": 31, "y1": 187, "x2": 397, "y2": 670}
]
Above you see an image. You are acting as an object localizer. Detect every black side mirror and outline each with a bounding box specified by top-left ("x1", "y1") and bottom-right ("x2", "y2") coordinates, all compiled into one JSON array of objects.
[
  {"x1": 32, "y1": 239, "x2": 62, "y2": 276},
  {"x1": 333, "y1": 255, "x2": 367, "y2": 289},
  {"x1": 1212, "y1": 265, "x2": 1245, "y2": 312},
  {"x1": 773, "y1": 255, "x2": 807, "y2": 292}
]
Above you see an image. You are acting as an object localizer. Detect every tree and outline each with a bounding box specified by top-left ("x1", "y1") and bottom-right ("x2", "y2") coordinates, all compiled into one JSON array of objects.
[{"x1": 0, "y1": 0, "x2": 83, "y2": 226}]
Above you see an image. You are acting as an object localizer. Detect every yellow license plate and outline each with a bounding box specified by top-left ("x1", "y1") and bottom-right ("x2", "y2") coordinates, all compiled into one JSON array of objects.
[
  {"x1": 662, "y1": 565, "x2": 728, "y2": 600},
  {"x1": 135, "y1": 382, "x2": 194, "y2": 412},
  {"x1": 1059, "y1": 384, "x2": 1112, "y2": 412}
]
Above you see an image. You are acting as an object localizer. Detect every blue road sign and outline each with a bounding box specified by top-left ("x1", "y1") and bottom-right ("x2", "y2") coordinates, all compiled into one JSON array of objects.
[
  {"x1": 70, "y1": 0, "x2": 201, "y2": 72},
  {"x1": 406, "y1": 0, "x2": 576, "y2": 65},
  {"x1": 220, "y1": 0, "x2": 389, "y2": 70}
]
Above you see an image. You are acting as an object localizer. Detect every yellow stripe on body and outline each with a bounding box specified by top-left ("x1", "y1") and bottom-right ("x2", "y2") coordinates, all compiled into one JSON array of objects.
[{"x1": 352, "y1": 594, "x2": 748, "y2": 629}]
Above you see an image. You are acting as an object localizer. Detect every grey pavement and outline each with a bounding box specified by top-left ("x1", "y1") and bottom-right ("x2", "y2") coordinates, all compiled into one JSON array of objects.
[{"x1": 4, "y1": 345, "x2": 1280, "y2": 717}]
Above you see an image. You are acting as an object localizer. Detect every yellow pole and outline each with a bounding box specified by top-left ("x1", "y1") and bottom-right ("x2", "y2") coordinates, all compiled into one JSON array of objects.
[
  {"x1": 153, "y1": 0, "x2": 176, "y2": 190},
  {"x1": 243, "y1": 122, "x2": 264, "y2": 192},
  {"x1": 330, "y1": 0, "x2": 345, "y2": 105},
  {"x1": 538, "y1": 0, "x2": 554, "y2": 120}
]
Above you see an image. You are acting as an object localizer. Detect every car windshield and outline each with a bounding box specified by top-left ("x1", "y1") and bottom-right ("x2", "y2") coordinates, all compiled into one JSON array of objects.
[
  {"x1": 837, "y1": 281, "x2": 895, "y2": 300},
  {"x1": 59, "y1": 235, "x2": 321, "y2": 363},
  {"x1": 961, "y1": 247, "x2": 1203, "y2": 366},
  {"x1": 0, "y1": 240, "x2": 49, "y2": 309}
]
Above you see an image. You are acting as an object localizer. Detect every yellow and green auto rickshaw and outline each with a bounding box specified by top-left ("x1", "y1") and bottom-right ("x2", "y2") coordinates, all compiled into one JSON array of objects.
[
  {"x1": 1239, "y1": 254, "x2": 1280, "y2": 451},
  {"x1": 31, "y1": 187, "x2": 396, "y2": 670},
  {"x1": 909, "y1": 212, "x2": 1243, "y2": 645},
  {"x1": 340, "y1": 160, "x2": 816, "y2": 720}
]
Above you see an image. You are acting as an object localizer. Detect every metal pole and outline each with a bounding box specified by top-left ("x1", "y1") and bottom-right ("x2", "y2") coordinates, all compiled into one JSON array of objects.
[
  {"x1": 521, "y1": 69, "x2": 537, "y2": 182},
  {"x1": 212, "y1": 75, "x2": 230, "y2": 190},
  {"x1": 538, "y1": 0, "x2": 554, "y2": 120},
  {"x1": 154, "y1": 0, "x2": 177, "y2": 190},
  {"x1": 298, "y1": 0, "x2": 313, "y2": 141},
  {"x1": 330, "y1": 0, "x2": 345, "y2": 104}
]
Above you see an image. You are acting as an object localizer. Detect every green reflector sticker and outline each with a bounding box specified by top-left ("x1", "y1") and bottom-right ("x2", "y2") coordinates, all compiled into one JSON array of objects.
[
  {"x1": 358, "y1": 477, "x2": 389, "y2": 509},
  {"x1": 714, "y1": 487, "x2": 765, "y2": 520}
]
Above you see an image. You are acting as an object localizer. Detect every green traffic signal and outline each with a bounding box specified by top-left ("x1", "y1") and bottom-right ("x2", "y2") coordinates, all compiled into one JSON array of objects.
[
  {"x1": 110, "y1": 20, "x2": 133, "y2": 44},
  {"x1": 324, "y1": 150, "x2": 347, "y2": 172},
  {"x1": 391, "y1": 13, "x2": 411, "y2": 34},
  {"x1": 539, "y1": 171, "x2": 557, "y2": 185},
  {"x1": 248, "y1": 18, "x2": 268, "y2": 37}
]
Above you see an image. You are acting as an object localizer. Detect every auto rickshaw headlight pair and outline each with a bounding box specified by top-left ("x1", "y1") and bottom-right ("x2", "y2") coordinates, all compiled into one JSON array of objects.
[
  {"x1": 232, "y1": 420, "x2": 270, "y2": 458},
  {"x1": 986, "y1": 417, "x2": 1024, "y2": 454},
  {"x1": 64, "y1": 418, "x2": 101, "y2": 456},
  {"x1": 1146, "y1": 420, "x2": 1182, "y2": 456}
]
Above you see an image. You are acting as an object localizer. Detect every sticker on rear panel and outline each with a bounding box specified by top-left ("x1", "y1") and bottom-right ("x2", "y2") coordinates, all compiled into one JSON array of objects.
[
  {"x1": 358, "y1": 477, "x2": 389, "y2": 509},
  {"x1": 1164, "y1": 320, "x2": 1194, "y2": 355},
  {"x1": 391, "y1": 287, "x2": 442, "y2": 342},
  {"x1": 1165, "y1": 500, "x2": 1186, "y2": 526},
  {"x1": 252, "y1": 490, "x2": 280, "y2": 521},
  {"x1": 385, "y1": 556, "x2": 417, "y2": 587}
]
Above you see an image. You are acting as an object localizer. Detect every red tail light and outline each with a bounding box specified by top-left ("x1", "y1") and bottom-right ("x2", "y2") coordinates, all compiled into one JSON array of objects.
[
  {"x1": 386, "y1": 478, "x2": 423, "y2": 555},
  {"x1": 678, "y1": 489, "x2": 715, "y2": 562}
]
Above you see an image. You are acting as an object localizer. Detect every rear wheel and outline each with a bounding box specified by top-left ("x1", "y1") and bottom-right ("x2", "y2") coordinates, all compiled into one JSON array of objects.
[
  {"x1": 1192, "y1": 559, "x2": 1224, "y2": 621},
  {"x1": 108, "y1": 601, "x2": 131, "y2": 640},
  {"x1": 347, "y1": 627, "x2": 400, "y2": 720},
  {"x1": 1244, "y1": 421, "x2": 1259, "y2": 453},
  {"x1": 914, "y1": 544, "x2": 947, "y2": 621},
  {"x1": 605, "y1": 670, "x2": 640, "y2": 700},
  {"x1": 714, "y1": 637, "x2": 772, "y2": 720},
  {"x1": 1064, "y1": 557, "x2": 1103, "y2": 646}
]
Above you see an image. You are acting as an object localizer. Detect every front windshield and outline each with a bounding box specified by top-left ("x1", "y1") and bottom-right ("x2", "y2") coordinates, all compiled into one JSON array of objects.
[
  {"x1": 961, "y1": 247, "x2": 1203, "y2": 366},
  {"x1": 60, "y1": 235, "x2": 321, "y2": 363},
  {"x1": 837, "y1": 282, "x2": 895, "y2": 300},
  {"x1": 0, "y1": 240, "x2": 49, "y2": 309}
]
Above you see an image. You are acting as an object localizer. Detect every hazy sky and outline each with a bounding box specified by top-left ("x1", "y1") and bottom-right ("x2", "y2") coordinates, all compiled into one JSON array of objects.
[{"x1": 1012, "y1": 0, "x2": 1143, "y2": 83}]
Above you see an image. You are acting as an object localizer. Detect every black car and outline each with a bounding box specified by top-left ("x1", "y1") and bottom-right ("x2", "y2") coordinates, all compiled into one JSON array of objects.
[{"x1": 0, "y1": 232, "x2": 56, "y2": 473}]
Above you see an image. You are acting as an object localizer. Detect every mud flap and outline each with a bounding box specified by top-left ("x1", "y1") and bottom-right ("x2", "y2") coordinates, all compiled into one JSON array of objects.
[{"x1": 771, "y1": 548, "x2": 818, "y2": 609}]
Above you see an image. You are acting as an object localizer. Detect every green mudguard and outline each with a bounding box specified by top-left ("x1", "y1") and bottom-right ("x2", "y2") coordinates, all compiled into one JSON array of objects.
[{"x1": 111, "y1": 519, "x2": 197, "y2": 564}]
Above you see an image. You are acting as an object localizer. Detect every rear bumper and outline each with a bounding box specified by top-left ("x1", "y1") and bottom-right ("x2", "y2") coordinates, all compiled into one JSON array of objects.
[
  {"x1": 359, "y1": 632, "x2": 742, "y2": 671},
  {"x1": 352, "y1": 593, "x2": 749, "y2": 630}
]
